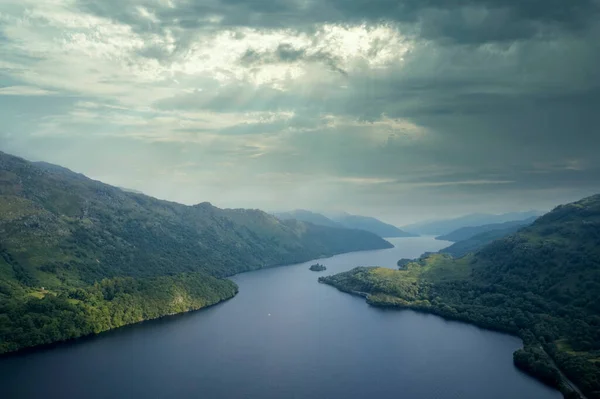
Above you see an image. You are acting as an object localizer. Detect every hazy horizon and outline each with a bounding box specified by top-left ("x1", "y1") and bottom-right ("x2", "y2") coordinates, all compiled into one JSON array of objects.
[
  {"x1": 0, "y1": 149, "x2": 572, "y2": 225},
  {"x1": 1, "y1": 0, "x2": 599, "y2": 224}
]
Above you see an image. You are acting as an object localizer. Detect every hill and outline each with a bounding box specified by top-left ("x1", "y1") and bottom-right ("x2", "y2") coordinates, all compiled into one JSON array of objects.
[
  {"x1": 436, "y1": 217, "x2": 538, "y2": 242},
  {"x1": 402, "y1": 211, "x2": 544, "y2": 236},
  {"x1": 321, "y1": 194, "x2": 600, "y2": 399},
  {"x1": 273, "y1": 209, "x2": 344, "y2": 229},
  {"x1": 0, "y1": 151, "x2": 392, "y2": 354},
  {"x1": 330, "y1": 213, "x2": 417, "y2": 238}
]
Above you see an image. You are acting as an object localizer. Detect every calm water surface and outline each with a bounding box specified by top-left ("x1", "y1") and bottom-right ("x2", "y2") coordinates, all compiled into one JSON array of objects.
[{"x1": 0, "y1": 237, "x2": 561, "y2": 399}]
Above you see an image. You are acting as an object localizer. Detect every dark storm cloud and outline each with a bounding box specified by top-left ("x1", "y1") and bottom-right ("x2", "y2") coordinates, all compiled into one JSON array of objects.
[
  {"x1": 150, "y1": 28, "x2": 600, "y2": 187},
  {"x1": 75, "y1": 0, "x2": 600, "y2": 45}
]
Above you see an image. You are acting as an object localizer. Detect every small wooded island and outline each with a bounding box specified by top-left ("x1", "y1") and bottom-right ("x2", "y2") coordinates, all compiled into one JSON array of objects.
[{"x1": 309, "y1": 263, "x2": 327, "y2": 272}]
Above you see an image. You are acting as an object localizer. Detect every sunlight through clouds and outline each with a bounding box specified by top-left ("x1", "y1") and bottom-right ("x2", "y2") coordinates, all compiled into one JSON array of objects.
[{"x1": 0, "y1": 0, "x2": 599, "y2": 221}]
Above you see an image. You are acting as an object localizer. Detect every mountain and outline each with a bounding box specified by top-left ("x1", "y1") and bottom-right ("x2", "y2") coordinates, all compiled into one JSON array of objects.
[
  {"x1": 321, "y1": 194, "x2": 600, "y2": 399},
  {"x1": 0, "y1": 151, "x2": 392, "y2": 354},
  {"x1": 273, "y1": 210, "x2": 344, "y2": 229},
  {"x1": 439, "y1": 224, "x2": 531, "y2": 258},
  {"x1": 330, "y1": 213, "x2": 418, "y2": 238},
  {"x1": 402, "y1": 211, "x2": 544, "y2": 236},
  {"x1": 436, "y1": 216, "x2": 539, "y2": 242}
]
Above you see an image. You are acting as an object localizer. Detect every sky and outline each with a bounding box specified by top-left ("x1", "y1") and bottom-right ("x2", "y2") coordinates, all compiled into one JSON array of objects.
[{"x1": 1, "y1": 0, "x2": 599, "y2": 224}]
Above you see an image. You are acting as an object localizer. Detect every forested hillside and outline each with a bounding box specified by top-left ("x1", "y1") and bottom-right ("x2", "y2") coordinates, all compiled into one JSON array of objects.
[
  {"x1": 321, "y1": 194, "x2": 600, "y2": 399},
  {"x1": 0, "y1": 151, "x2": 391, "y2": 353}
]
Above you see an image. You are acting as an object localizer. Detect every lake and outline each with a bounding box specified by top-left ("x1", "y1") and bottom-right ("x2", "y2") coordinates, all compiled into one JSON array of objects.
[{"x1": 0, "y1": 237, "x2": 561, "y2": 399}]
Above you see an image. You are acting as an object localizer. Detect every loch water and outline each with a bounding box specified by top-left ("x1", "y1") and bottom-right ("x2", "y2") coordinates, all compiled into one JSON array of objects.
[{"x1": 0, "y1": 237, "x2": 561, "y2": 399}]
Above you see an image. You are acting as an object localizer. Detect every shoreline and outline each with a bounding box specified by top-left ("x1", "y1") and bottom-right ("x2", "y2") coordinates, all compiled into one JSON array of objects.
[
  {"x1": 319, "y1": 280, "x2": 585, "y2": 399},
  {"x1": 0, "y1": 288, "x2": 239, "y2": 358}
]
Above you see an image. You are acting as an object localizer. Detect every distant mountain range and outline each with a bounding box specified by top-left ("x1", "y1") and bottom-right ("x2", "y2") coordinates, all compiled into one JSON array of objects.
[
  {"x1": 401, "y1": 211, "x2": 544, "y2": 236},
  {"x1": 436, "y1": 216, "x2": 539, "y2": 242},
  {"x1": 274, "y1": 210, "x2": 417, "y2": 238}
]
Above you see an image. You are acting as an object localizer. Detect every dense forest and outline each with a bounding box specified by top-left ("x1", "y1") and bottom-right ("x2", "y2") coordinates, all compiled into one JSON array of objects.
[
  {"x1": 0, "y1": 272, "x2": 237, "y2": 354},
  {"x1": 0, "y1": 151, "x2": 392, "y2": 353},
  {"x1": 320, "y1": 194, "x2": 600, "y2": 399}
]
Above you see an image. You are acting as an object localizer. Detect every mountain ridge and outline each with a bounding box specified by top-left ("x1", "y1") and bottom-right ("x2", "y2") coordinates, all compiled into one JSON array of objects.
[
  {"x1": 273, "y1": 209, "x2": 344, "y2": 229},
  {"x1": 330, "y1": 213, "x2": 418, "y2": 238},
  {"x1": 274, "y1": 209, "x2": 417, "y2": 238}
]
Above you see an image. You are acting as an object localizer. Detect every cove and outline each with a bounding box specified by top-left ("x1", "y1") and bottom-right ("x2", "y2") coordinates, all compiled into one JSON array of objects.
[{"x1": 0, "y1": 237, "x2": 561, "y2": 399}]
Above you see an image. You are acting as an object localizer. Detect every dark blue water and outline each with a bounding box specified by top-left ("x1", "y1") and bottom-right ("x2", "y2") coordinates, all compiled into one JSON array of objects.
[{"x1": 0, "y1": 237, "x2": 560, "y2": 399}]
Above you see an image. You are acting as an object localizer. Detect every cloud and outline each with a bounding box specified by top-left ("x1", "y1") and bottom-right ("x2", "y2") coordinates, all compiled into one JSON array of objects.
[{"x1": 0, "y1": 0, "x2": 599, "y2": 223}]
